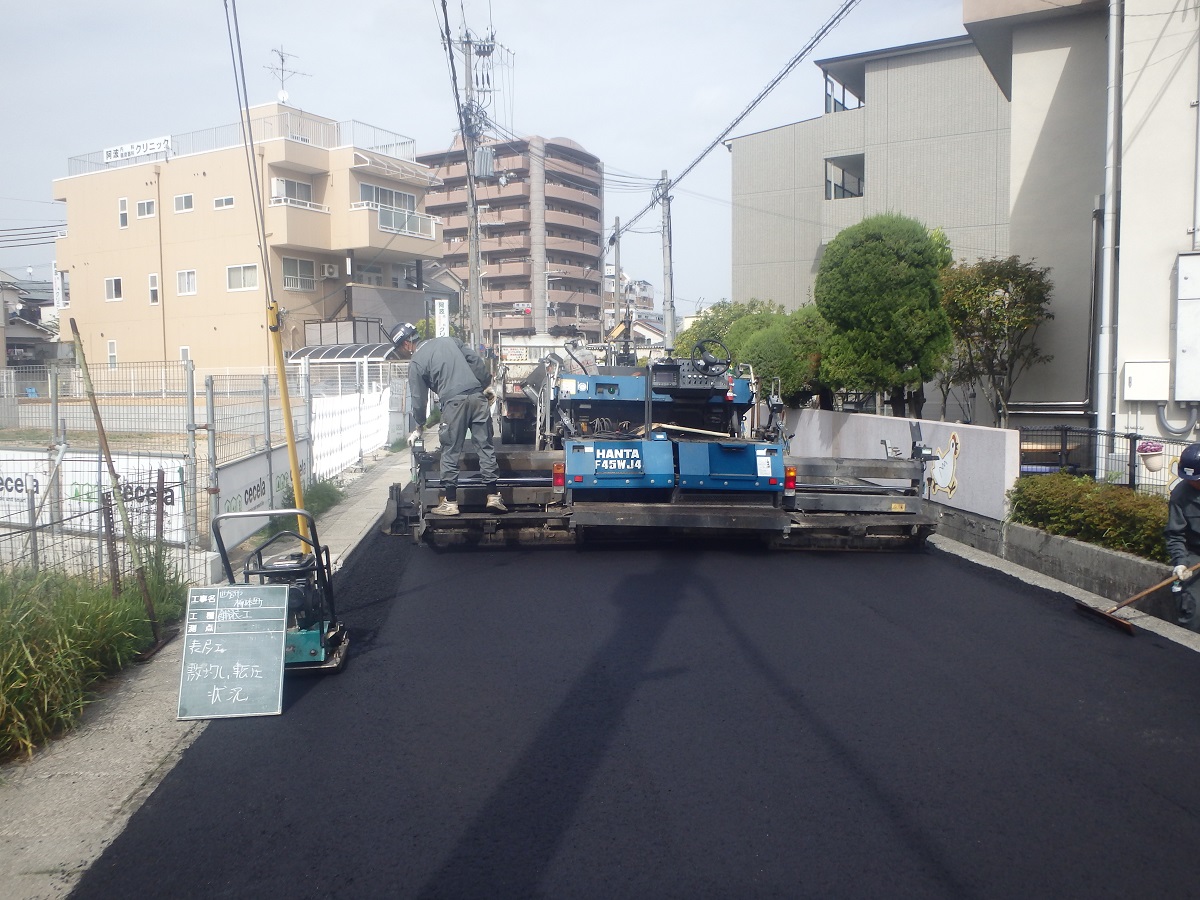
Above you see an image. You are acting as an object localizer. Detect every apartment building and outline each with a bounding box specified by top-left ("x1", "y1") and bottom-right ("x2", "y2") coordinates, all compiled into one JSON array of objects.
[
  {"x1": 53, "y1": 103, "x2": 443, "y2": 370},
  {"x1": 602, "y1": 265, "x2": 658, "y2": 336},
  {"x1": 729, "y1": 36, "x2": 1010, "y2": 313},
  {"x1": 417, "y1": 136, "x2": 604, "y2": 346},
  {"x1": 964, "y1": 0, "x2": 1200, "y2": 440},
  {"x1": 730, "y1": 0, "x2": 1200, "y2": 442}
]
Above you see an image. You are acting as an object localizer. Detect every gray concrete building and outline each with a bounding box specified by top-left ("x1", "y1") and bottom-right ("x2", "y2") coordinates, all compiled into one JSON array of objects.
[{"x1": 729, "y1": 36, "x2": 1010, "y2": 312}]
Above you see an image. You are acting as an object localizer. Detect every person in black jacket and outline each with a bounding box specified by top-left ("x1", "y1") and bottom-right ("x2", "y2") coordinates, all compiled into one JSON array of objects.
[
  {"x1": 391, "y1": 323, "x2": 506, "y2": 516},
  {"x1": 1166, "y1": 442, "x2": 1200, "y2": 630}
]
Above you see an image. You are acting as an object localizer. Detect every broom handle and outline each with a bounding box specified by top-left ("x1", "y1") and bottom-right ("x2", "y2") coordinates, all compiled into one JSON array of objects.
[{"x1": 1108, "y1": 560, "x2": 1200, "y2": 613}]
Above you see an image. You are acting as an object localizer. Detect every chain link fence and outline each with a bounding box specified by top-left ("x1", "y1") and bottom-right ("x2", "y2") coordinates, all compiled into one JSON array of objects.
[
  {"x1": 1019, "y1": 426, "x2": 1192, "y2": 496},
  {"x1": 0, "y1": 359, "x2": 407, "y2": 589}
]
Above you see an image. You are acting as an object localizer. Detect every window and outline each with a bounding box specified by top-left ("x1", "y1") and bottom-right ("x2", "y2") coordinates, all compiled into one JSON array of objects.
[
  {"x1": 149, "y1": 273, "x2": 159, "y2": 306},
  {"x1": 107, "y1": 340, "x2": 117, "y2": 368},
  {"x1": 359, "y1": 183, "x2": 415, "y2": 211},
  {"x1": 104, "y1": 277, "x2": 123, "y2": 301},
  {"x1": 227, "y1": 264, "x2": 258, "y2": 291},
  {"x1": 825, "y1": 156, "x2": 864, "y2": 200},
  {"x1": 174, "y1": 194, "x2": 194, "y2": 213},
  {"x1": 118, "y1": 198, "x2": 128, "y2": 229},
  {"x1": 272, "y1": 178, "x2": 312, "y2": 204},
  {"x1": 282, "y1": 257, "x2": 316, "y2": 291},
  {"x1": 137, "y1": 199, "x2": 155, "y2": 218},
  {"x1": 359, "y1": 264, "x2": 384, "y2": 287},
  {"x1": 177, "y1": 269, "x2": 197, "y2": 295},
  {"x1": 214, "y1": 196, "x2": 235, "y2": 209}
]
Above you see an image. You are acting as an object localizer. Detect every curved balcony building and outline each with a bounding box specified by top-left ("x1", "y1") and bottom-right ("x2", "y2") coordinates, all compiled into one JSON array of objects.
[{"x1": 418, "y1": 135, "x2": 604, "y2": 343}]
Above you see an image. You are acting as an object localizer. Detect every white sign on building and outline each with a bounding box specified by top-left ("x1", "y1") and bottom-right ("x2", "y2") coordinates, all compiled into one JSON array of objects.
[{"x1": 103, "y1": 136, "x2": 172, "y2": 163}]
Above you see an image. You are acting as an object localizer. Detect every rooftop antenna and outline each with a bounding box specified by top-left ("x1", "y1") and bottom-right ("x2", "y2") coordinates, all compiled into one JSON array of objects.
[{"x1": 265, "y1": 45, "x2": 310, "y2": 104}]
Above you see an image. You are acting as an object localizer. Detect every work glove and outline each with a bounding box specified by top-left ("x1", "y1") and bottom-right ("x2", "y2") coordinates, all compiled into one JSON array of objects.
[
  {"x1": 407, "y1": 429, "x2": 422, "y2": 447},
  {"x1": 1174, "y1": 564, "x2": 1194, "y2": 582}
]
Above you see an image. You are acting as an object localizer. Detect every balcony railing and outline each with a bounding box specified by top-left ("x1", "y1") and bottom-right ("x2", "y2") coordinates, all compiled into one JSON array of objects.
[
  {"x1": 351, "y1": 201, "x2": 438, "y2": 239},
  {"x1": 284, "y1": 275, "x2": 317, "y2": 292},
  {"x1": 67, "y1": 111, "x2": 418, "y2": 175},
  {"x1": 270, "y1": 196, "x2": 330, "y2": 213}
]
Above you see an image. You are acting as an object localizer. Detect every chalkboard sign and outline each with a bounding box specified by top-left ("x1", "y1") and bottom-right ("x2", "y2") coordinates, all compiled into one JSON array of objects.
[{"x1": 177, "y1": 585, "x2": 289, "y2": 720}]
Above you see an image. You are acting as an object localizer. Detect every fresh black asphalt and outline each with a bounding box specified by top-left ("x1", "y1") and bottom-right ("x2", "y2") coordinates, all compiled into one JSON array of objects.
[{"x1": 71, "y1": 535, "x2": 1200, "y2": 899}]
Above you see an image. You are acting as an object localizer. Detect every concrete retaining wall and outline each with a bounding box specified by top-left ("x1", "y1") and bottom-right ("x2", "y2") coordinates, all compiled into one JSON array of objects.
[
  {"x1": 784, "y1": 408, "x2": 1178, "y2": 623},
  {"x1": 789, "y1": 409, "x2": 1021, "y2": 521}
]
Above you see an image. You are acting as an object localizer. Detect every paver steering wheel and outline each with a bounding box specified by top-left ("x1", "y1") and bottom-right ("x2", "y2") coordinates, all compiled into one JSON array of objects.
[{"x1": 691, "y1": 339, "x2": 731, "y2": 377}]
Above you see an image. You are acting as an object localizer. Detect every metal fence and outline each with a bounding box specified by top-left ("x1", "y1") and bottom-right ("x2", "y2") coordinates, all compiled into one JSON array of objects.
[
  {"x1": 1018, "y1": 426, "x2": 1191, "y2": 496},
  {"x1": 0, "y1": 359, "x2": 407, "y2": 588}
]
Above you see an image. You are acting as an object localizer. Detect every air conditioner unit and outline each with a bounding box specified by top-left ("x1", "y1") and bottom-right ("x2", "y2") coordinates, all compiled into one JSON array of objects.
[{"x1": 321, "y1": 264, "x2": 339, "y2": 279}]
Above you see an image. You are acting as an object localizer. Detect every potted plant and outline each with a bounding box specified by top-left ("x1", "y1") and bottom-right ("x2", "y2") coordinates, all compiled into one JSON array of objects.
[{"x1": 1136, "y1": 439, "x2": 1165, "y2": 472}]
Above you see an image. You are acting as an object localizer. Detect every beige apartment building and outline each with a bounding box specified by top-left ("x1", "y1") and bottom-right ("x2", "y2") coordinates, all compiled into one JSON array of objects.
[
  {"x1": 53, "y1": 103, "x2": 443, "y2": 370},
  {"x1": 417, "y1": 136, "x2": 604, "y2": 346}
]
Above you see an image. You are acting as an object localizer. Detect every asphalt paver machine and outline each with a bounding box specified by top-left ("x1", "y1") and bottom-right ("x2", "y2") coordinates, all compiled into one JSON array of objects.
[{"x1": 388, "y1": 338, "x2": 938, "y2": 550}]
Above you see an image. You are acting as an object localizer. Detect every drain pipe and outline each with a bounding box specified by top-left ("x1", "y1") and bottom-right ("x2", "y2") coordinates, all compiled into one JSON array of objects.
[
  {"x1": 1157, "y1": 401, "x2": 1199, "y2": 436},
  {"x1": 1094, "y1": 0, "x2": 1123, "y2": 459}
]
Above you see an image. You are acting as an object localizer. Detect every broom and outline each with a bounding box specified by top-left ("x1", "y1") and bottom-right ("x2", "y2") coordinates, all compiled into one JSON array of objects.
[{"x1": 1074, "y1": 561, "x2": 1200, "y2": 635}]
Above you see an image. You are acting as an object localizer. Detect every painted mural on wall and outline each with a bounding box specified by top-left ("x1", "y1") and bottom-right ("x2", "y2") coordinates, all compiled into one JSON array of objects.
[{"x1": 928, "y1": 432, "x2": 961, "y2": 499}]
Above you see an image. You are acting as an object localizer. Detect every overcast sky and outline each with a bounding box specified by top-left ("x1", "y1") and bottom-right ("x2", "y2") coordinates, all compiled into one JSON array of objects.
[{"x1": 0, "y1": 0, "x2": 965, "y2": 314}]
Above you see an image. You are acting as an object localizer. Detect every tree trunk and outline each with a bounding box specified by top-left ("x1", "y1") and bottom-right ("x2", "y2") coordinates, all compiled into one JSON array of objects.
[
  {"x1": 889, "y1": 386, "x2": 907, "y2": 417},
  {"x1": 910, "y1": 385, "x2": 926, "y2": 420}
]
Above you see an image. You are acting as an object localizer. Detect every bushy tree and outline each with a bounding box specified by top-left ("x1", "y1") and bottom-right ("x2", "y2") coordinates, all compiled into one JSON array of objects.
[
  {"x1": 675, "y1": 299, "x2": 783, "y2": 358},
  {"x1": 940, "y1": 256, "x2": 1053, "y2": 428},
  {"x1": 814, "y1": 214, "x2": 952, "y2": 417},
  {"x1": 675, "y1": 299, "x2": 835, "y2": 408}
]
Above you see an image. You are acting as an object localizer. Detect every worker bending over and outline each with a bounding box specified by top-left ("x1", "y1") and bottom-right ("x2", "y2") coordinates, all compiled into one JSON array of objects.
[{"x1": 390, "y1": 323, "x2": 506, "y2": 516}]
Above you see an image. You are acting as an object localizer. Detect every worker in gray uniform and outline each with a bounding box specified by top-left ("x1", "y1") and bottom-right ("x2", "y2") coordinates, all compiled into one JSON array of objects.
[
  {"x1": 390, "y1": 323, "x2": 506, "y2": 516},
  {"x1": 1166, "y1": 442, "x2": 1200, "y2": 630}
]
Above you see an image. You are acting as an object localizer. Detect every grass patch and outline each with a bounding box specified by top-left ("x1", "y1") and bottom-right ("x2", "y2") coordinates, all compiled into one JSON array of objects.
[
  {"x1": 0, "y1": 544, "x2": 188, "y2": 762},
  {"x1": 257, "y1": 477, "x2": 348, "y2": 540}
]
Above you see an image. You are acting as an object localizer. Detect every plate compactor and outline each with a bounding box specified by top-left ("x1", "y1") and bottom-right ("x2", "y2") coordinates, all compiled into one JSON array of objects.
[{"x1": 212, "y1": 509, "x2": 349, "y2": 673}]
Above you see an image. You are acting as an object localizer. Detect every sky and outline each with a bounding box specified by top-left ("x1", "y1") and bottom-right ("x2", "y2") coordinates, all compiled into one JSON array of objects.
[{"x1": 0, "y1": 0, "x2": 966, "y2": 316}]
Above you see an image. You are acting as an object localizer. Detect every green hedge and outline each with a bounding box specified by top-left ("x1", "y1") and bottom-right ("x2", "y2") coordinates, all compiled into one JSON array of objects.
[{"x1": 1007, "y1": 472, "x2": 1168, "y2": 563}]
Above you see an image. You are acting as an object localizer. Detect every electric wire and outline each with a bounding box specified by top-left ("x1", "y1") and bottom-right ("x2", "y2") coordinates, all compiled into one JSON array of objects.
[{"x1": 609, "y1": 0, "x2": 864, "y2": 247}]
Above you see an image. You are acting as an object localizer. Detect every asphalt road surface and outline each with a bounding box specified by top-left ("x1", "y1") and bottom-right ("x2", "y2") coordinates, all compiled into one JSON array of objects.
[{"x1": 72, "y1": 535, "x2": 1200, "y2": 899}]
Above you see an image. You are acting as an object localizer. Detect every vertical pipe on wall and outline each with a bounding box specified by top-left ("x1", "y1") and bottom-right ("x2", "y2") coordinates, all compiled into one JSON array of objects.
[
  {"x1": 1095, "y1": 0, "x2": 1123, "y2": 458},
  {"x1": 1193, "y1": 7, "x2": 1200, "y2": 253}
]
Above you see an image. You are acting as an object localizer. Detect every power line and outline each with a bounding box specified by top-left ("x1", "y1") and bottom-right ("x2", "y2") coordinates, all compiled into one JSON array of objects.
[{"x1": 610, "y1": 0, "x2": 863, "y2": 246}]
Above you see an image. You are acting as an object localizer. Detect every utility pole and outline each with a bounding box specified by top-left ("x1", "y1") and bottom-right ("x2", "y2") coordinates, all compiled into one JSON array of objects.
[
  {"x1": 458, "y1": 32, "x2": 485, "y2": 354},
  {"x1": 660, "y1": 171, "x2": 676, "y2": 351},
  {"x1": 613, "y1": 216, "x2": 622, "y2": 336}
]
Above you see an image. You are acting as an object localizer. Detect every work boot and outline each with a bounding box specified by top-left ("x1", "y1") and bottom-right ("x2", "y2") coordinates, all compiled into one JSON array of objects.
[
  {"x1": 430, "y1": 498, "x2": 460, "y2": 516},
  {"x1": 486, "y1": 493, "x2": 508, "y2": 513}
]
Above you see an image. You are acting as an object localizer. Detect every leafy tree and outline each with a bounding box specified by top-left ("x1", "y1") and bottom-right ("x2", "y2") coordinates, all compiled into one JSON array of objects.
[
  {"x1": 814, "y1": 214, "x2": 952, "y2": 417},
  {"x1": 940, "y1": 256, "x2": 1053, "y2": 428},
  {"x1": 675, "y1": 299, "x2": 783, "y2": 358},
  {"x1": 931, "y1": 339, "x2": 976, "y2": 422}
]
